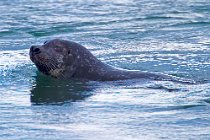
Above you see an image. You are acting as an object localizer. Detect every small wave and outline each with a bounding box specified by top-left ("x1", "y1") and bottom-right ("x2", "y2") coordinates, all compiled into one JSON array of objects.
[
  {"x1": 149, "y1": 104, "x2": 206, "y2": 113},
  {"x1": 203, "y1": 98, "x2": 210, "y2": 104},
  {"x1": 146, "y1": 83, "x2": 183, "y2": 92},
  {"x1": 170, "y1": 21, "x2": 210, "y2": 28},
  {"x1": 0, "y1": 49, "x2": 30, "y2": 69},
  {"x1": 0, "y1": 30, "x2": 15, "y2": 36},
  {"x1": 0, "y1": 49, "x2": 35, "y2": 87},
  {"x1": 166, "y1": 104, "x2": 205, "y2": 110}
]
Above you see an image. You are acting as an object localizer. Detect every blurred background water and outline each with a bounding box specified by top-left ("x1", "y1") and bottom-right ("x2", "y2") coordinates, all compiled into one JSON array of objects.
[{"x1": 0, "y1": 0, "x2": 210, "y2": 139}]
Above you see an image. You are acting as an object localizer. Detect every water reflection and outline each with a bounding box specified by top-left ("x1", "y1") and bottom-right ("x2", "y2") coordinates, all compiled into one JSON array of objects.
[{"x1": 30, "y1": 73, "x2": 93, "y2": 105}]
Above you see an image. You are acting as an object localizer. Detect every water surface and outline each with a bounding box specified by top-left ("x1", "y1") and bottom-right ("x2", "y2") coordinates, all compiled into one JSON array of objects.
[{"x1": 0, "y1": 0, "x2": 210, "y2": 139}]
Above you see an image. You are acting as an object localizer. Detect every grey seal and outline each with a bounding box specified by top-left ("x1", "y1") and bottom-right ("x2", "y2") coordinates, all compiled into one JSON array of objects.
[{"x1": 29, "y1": 39, "x2": 194, "y2": 83}]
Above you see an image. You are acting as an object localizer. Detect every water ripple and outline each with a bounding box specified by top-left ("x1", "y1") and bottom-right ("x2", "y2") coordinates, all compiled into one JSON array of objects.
[{"x1": 0, "y1": 0, "x2": 210, "y2": 139}]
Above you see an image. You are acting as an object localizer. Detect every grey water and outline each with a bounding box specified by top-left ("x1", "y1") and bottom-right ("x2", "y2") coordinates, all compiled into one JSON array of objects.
[{"x1": 0, "y1": 0, "x2": 210, "y2": 139}]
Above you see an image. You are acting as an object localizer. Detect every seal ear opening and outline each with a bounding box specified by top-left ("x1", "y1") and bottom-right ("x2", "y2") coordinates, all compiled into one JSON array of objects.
[{"x1": 67, "y1": 50, "x2": 71, "y2": 54}]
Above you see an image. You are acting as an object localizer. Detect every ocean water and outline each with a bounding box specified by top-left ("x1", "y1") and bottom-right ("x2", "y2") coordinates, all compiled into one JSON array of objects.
[{"x1": 0, "y1": 0, "x2": 210, "y2": 139}]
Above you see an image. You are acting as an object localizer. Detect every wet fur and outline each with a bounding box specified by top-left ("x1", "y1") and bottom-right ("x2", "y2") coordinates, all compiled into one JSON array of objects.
[{"x1": 30, "y1": 39, "x2": 195, "y2": 84}]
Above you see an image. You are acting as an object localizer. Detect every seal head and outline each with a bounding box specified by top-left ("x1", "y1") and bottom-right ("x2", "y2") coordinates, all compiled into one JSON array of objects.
[
  {"x1": 30, "y1": 39, "x2": 78, "y2": 78},
  {"x1": 30, "y1": 39, "x2": 106, "y2": 80}
]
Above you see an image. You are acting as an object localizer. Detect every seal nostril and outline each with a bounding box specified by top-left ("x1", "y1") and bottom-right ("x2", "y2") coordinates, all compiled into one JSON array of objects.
[
  {"x1": 30, "y1": 46, "x2": 34, "y2": 53},
  {"x1": 33, "y1": 48, "x2": 41, "y2": 54}
]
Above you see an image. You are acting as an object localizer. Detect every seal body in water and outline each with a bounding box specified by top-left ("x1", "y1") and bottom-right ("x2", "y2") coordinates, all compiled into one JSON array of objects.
[{"x1": 29, "y1": 39, "x2": 194, "y2": 83}]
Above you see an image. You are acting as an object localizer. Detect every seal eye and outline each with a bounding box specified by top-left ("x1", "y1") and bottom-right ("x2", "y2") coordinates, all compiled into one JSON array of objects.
[
  {"x1": 67, "y1": 50, "x2": 71, "y2": 54},
  {"x1": 44, "y1": 41, "x2": 48, "y2": 44}
]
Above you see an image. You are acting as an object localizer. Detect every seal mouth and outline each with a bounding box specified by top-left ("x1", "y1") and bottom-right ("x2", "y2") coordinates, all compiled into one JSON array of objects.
[
  {"x1": 34, "y1": 56, "x2": 56, "y2": 73},
  {"x1": 30, "y1": 46, "x2": 58, "y2": 74},
  {"x1": 29, "y1": 45, "x2": 66, "y2": 78},
  {"x1": 30, "y1": 53, "x2": 64, "y2": 78}
]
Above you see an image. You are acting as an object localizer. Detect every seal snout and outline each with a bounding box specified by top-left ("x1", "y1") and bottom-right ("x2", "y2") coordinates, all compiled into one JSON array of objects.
[{"x1": 30, "y1": 46, "x2": 41, "y2": 55}]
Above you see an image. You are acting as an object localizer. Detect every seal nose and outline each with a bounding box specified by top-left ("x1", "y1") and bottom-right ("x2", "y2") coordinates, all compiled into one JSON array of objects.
[{"x1": 30, "y1": 46, "x2": 41, "y2": 55}]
